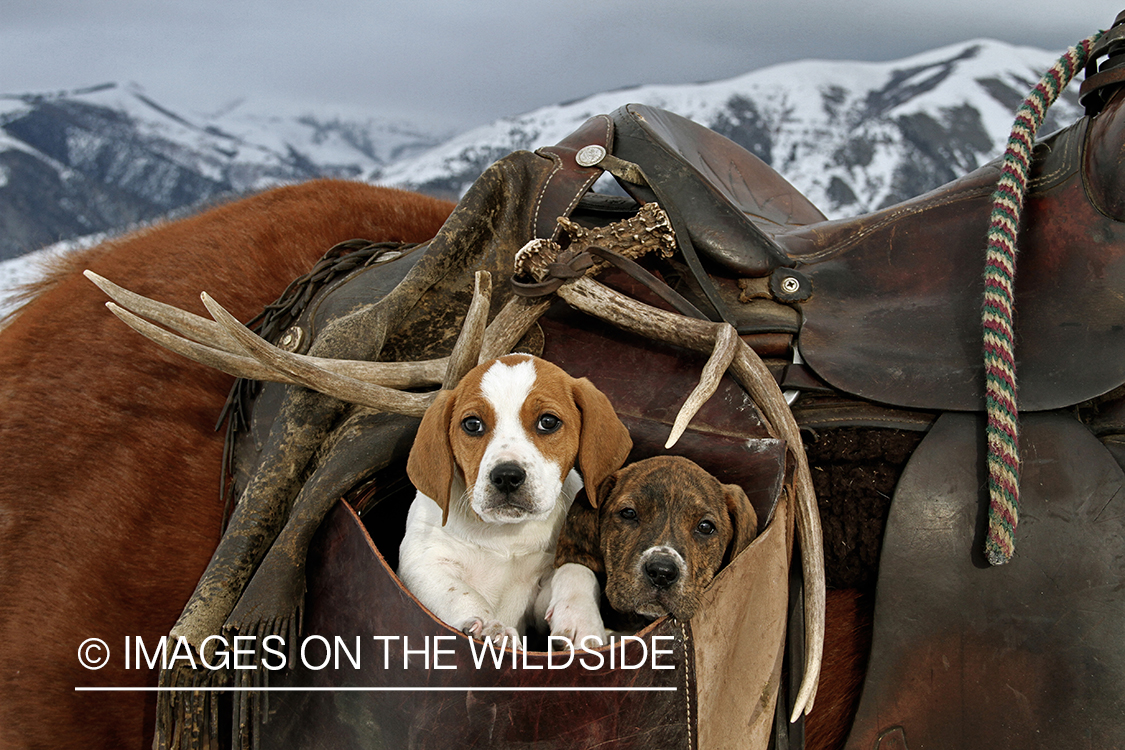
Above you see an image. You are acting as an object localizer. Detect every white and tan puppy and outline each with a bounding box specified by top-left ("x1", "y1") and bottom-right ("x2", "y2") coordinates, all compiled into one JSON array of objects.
[{"x1": 398, "y1": 353, "x2": 632, "y2": 645}]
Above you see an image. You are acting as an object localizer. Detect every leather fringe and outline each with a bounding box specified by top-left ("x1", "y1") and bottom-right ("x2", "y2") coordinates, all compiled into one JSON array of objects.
[
  {"x1": 228, "y1": 609, "x2": 303, "y2": 750},
  {"x1": 155, "y1": 661, "x2": 226, "y2": 750},
  {"x1": 155, "y1": 610, "x2": 304, "y2": 750}
]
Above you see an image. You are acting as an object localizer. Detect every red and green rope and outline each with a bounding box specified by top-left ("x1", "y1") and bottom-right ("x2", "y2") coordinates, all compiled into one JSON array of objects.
[{"x1": 982, "y1": 31, "x2": 1103, "y2": 565}]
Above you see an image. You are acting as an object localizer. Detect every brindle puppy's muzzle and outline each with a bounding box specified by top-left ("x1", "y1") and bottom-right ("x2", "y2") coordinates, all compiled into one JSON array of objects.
[{"x1": 643, "y1": 552, "x2": 681, "y2": 590}]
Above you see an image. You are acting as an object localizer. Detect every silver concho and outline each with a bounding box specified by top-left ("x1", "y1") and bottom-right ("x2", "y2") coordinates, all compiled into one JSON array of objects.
[{"x1": 575, "y1": 144, "x2": 607, "y2": 168}]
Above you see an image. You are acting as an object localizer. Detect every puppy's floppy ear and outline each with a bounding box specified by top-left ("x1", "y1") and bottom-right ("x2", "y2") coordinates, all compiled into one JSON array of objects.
[
  {"x1": 571, "y1": 378, "x2": 632, "y2": 508},
  {"x1": 724, "y1": 483, "x2": 759, "y2": 559},
  {"x1": 554, "y1": 475, "x2": 618, "y2": 576},
  {"x1": 406, "y1": 389, "x2": 458, "y2": 525}
]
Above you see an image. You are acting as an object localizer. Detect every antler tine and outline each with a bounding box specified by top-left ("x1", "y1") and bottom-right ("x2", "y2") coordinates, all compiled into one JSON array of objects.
[
  {"x1": 443, "y1": 271, "x2": 492, "y2": 389},
  {"x1": 728, "y1": 343, "x2": 824, "y2": 721},
  {"x1": 200, "y1": 292, "x2": 435, "y2": 417},
  {"x1": 479, "y1": 296, "x2": 554, "y2": 362},
  {"x1": 105, "y1": 302, "x2": 298, "y2": 383},
  {"x1": 665, "y1": 323, "x2": 739, "y2": 449},
  {"x1": 85, "y1": 270, "x2": 242, "y2": 352},
  {"x1": 555, "y1": 275, "x2": 825, "y2": 721},
  {"x1": 87, "y1": 270, "x2": 450, "y2": 390}
]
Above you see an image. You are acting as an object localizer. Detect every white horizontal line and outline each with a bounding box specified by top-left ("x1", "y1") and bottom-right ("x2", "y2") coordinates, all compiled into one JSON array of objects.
[{"x1": 75, "y1": 686, "x2": 677, "y2": 693}]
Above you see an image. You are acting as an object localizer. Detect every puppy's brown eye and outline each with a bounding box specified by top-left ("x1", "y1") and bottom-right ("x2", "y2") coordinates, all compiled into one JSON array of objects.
[
  {"x1": 618, "y1": 508, "x2": 637, "y2": 521},
  {"x1": 696, "y1": 520, "x2": 717, "y2": 536},
  {"x1": 461, "y1": 417, "x2": 486, "y2": 436},
  {"x1": 536, "y1": 414, "x2": 561, "y2": 434}
]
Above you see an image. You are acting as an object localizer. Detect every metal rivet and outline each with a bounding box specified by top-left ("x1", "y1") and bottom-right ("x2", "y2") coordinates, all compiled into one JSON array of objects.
[
  {"x1": 278, "y1": 326, "x2": 305, "y2": 353},
  {"x1": 575, "y1": 145, "x2": 607, "y2": 167},
  {"x1": 781, "y1": 276, "x2": 801, "y2": 294}
]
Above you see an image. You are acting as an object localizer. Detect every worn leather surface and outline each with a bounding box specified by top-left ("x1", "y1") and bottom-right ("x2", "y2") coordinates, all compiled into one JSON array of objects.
[
  {"x1": 538, "y1": 304, "x2": 784, "y2": 526},
  {"x1": 259, "y1": 423, "x2": 789, "y2": 750},
  {"x1": 611, "y1": 103, "x2": 824, "y2": 277},
  {"x1": 692, "y1": 496, "x2": 792, "y2": 750},
  {"x1": 844, "y1": 411, "x2": 1125, "y2": 749},
  {"x1": 1084, "y1": 87, "x2": 1125, "y2": 221},
  {"x1": 261, "y1": 470, "x2": 793, "y2": 750},
  {"x1": 534, "y1": 114, "x2": 614, "y2": 239},
  {"x1": 261, "y1": 493, "x2": 792, "y2": 750},
  {"x1": 787, "y1": 111, "x2": 1125, "y2": 412}
]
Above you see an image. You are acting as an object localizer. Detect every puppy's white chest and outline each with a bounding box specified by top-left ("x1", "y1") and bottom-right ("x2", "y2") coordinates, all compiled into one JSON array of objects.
[
  {"x1": 398, "y1": 471, "x2": 582, "y2": 636},
  {"x1": 454, "y1": 543, "x2": 553, "y2": 616}
]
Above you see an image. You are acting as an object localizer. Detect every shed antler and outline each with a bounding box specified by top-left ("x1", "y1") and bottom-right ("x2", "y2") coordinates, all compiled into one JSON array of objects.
[
  {"x1": 84, "y1": 269, "x2": 509, "y2": 416},
  {"x1": 83, "y1": 204, "x2": 674, "y2": 415}
]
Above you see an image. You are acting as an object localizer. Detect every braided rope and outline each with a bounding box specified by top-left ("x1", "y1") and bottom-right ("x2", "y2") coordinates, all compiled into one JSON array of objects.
[{"x1": 982, "y1": 32, "x2": 1103, "y2": 565}]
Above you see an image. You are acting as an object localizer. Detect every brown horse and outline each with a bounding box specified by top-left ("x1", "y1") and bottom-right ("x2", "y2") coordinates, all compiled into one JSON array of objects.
[{"x1": 0, "y1": 180, "x2": 454, "y2": 750}]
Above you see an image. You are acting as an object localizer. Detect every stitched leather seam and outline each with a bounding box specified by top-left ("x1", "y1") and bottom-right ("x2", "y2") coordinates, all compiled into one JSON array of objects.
[
  {"x1": 531, "y1": 153, "x2": 564, "y2": 239},
  {"x1": 533, "y1": 115, "x2": 614, "y2": 239},
  {"x1": 681, "y1": 621, "x2": 693, "y2": 750},
  {"x1": 1030, "y1": 120, "x2": 1084, "y2": 189},
  {"x1": 550, "y1": 116, "x2": 613, "y2": 240},
  {"x1": 793, "y1": 413, "x2": 936, "y2": 428}
]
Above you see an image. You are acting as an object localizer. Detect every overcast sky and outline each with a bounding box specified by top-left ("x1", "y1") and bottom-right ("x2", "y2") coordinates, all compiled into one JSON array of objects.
[{"x1": 3, "y1": 1, "x2": 1120, "y2": 132}]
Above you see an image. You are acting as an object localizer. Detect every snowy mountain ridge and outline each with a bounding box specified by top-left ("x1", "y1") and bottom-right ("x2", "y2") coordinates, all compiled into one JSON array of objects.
[
  {"x1": 0, "y1": 82, "x2": 451, "y2": 260},
  {"x1": 0, "y1": 38, "x2": 1086, "y2": 265},
  {"x1": 375, "y1": 38, "x2": 1083, "y2": 214}
]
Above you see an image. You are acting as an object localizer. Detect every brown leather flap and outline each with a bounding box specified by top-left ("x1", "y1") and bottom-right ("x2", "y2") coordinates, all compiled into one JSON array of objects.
[
  {"x1": 261, "y1": 502, "x2": 695, "y2": 749},
  {"x1": 539, "y1": 308, "x2": 785, "y2": 528},
  {"x1": 694, "y1": 497, "x2": 793, "y2": 750},
  {"x1": 610, "y1": 103, "x2": 824, "y2": 277},
  {"x1": 789, "y1": 118, "x2": 1125, "y2": 412},
  {"x1": 845, "y1": 411, "x2": 1125, "y2": 749}
]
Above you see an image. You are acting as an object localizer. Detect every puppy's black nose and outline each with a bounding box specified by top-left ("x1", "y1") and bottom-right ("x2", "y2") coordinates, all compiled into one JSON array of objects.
[
  {"x1": 490, "y1": 462, "x2": 526, "y2": 493},
  {"x1": 644, "y1": 557, "x2": 680, "y2": 590}
]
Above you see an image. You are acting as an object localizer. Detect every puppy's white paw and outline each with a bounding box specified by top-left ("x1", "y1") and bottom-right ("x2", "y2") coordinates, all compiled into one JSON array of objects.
[
  {"x1": 546, "y1": 597, "x2": 607, "y2": 648},
  {"x1": 545, "y1": 563, "x2": 607, "y2": 648},
  {"x1": 461, "y1": 617, "x2": 522, "y2": 650}
]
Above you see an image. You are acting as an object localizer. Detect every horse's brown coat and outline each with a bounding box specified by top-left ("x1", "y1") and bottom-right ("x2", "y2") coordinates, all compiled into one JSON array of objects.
[{"x1": 0, "y1": 180, "x2": 453, "y2": 750}]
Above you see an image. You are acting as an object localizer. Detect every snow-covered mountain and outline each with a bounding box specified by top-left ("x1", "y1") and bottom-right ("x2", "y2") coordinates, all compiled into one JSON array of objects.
[
  {"x1": 378, "y1": 39, "x2": 1083, "y2": 214},
  {"x1": 0, "y1": 83, "x2": 451, "y2": 260},
  {"x1": 0, "y1": 39, "x2": 1086, "y2": 264}
]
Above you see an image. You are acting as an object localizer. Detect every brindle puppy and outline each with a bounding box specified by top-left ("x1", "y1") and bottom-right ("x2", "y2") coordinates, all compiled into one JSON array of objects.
[{"x1": 542, "y1": 455, "x2": 758, "y2": 645}]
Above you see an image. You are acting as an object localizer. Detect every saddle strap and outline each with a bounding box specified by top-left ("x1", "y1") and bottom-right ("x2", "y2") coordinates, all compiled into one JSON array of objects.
[{"x1": 511, "y1": 244, "x2": 710, "y2": 321}]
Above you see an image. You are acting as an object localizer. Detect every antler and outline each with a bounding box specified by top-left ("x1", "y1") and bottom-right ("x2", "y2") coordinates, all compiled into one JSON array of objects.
[
  {"x1": 664, "y1": 324, "x2": 739, "y2": 449},
  {"x1": 554, "y1": 275, "x2": 825, "y2": 722},
  {"x1": 84, "y1": 269, "x2": 507, "y2": 417},
  {"x1": 85, "y1": 270, "x2": 449, "y2": 388}
]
